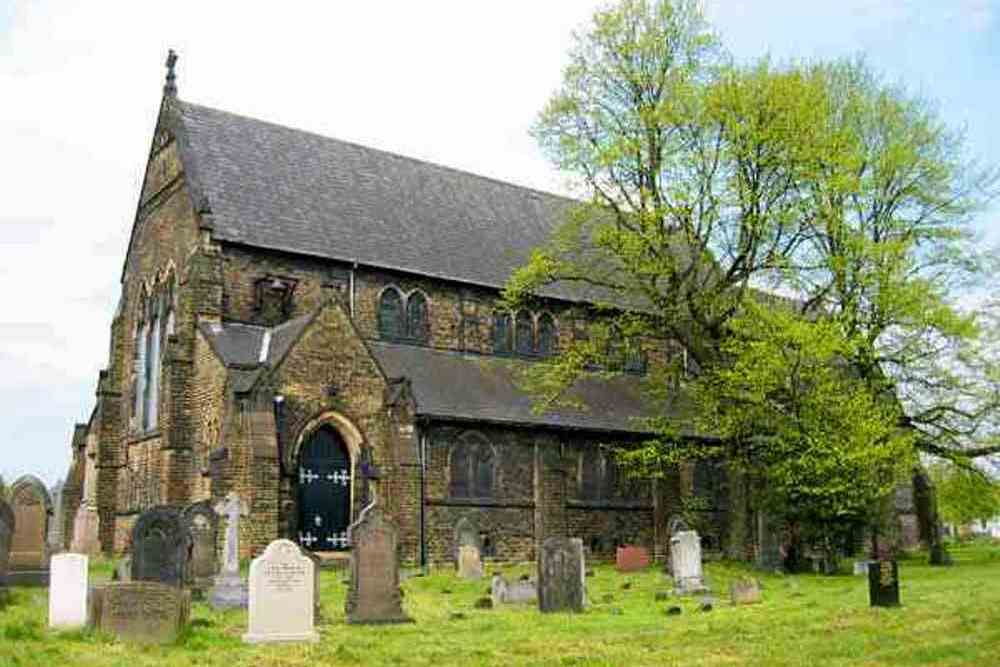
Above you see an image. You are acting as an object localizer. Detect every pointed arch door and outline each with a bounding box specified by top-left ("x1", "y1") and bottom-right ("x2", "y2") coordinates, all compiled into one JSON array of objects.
[{"x1": 298, "y1": 426, "x2": 352, "y2": 551}]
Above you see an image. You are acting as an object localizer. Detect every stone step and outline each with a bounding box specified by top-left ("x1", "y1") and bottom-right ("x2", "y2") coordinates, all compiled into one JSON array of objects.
[{"x1": 311, "y1": 551, "x2": 351, "y2": 570}]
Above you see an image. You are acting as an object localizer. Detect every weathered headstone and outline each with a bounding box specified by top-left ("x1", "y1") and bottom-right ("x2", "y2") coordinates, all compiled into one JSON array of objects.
[
  {"x1": 868, "y1": 559, "x2": 900, "y2": 607},
  {"x1": 490, "y1": 574, "x2": 538, "y2": 605},
  {"x1": 49, "y1": 553, "x2": 89, "y2": 629},
  {"x1": 538, "y1": 537, "x2": 586, "y2": 613},
  {"x1": 8, "y1": 475, "x2": 52, "y2": 585},
  {"x1": 616, "y1": 545, "x2": 651, "y2": 572},
  {"x1": 729, "y1": 578, "x2": 762, "y2": 605},
  {"x1": 182, "y1": 500, "x2": 219, "y2": 593},
  {"x1": 92, "y1": 582, "x2": 191, "y2": 644},
  {"x1": 131, "y1": 506, "x2": 189, "y2": 587},
  {"x1": 454, "y1": 517, "x2": 481, "y2": 560},
  {"x1": 243, "y1": 539, "x2": 319, "y2": 643},
  {"x1": 457, "y1": 545, "x2": 484, "y2": 580},
  {"x1": 48, "y1": 480, "x2": 65, "y2": 553},
  {"x1": 299, "y1": 546, "x2": 323, "y2": 621},
  {"x1": 209, "y1": 493, "x2": 249, "y2": 609},
  {"x1": 113, "y1": 556, "x2": 132, "y2": 583},
  {"x1": 346, "y1": 505, "x2": 411, "y2": 624},
  {"x1": 755, "y1": 511, "x2": 784, "y2": 572},
  {"x1": 670, "y1": 530, "x2": 705, "y2": 594},
  {"x1": 0, "y1": 499, "x2": 14, "y2": 591}
]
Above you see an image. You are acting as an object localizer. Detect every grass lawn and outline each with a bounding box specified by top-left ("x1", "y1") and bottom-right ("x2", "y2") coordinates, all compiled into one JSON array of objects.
[{"x1": 1, "y1": 542, "x2": 999, "y2": 667}]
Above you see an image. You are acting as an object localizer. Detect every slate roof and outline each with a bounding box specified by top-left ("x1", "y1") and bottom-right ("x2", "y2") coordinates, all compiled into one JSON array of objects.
[
  {"x1": 175, "y1": 100, "x2": 579, "y2": 294},
  {"x1": 197, "y1": 315, "x2": 312, "y2": 370},
  {"x1": 369, "y1": 341, "x2": 688, "y2": 435}
]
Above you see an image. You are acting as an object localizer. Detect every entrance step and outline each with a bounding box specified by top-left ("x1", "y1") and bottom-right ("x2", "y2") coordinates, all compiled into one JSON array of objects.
[{"x1": 312, "y1": 551, "x2": 351, "y2": 570}]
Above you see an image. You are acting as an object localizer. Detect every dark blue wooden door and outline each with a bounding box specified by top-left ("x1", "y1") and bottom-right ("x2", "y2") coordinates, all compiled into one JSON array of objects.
[{"x1": 298, "y1": 426, "x2": 352, "y2": 551}]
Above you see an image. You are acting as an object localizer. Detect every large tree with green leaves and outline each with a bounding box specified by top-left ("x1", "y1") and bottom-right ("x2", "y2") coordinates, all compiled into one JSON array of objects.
[{"x1": 505, "y1": 0, "x2": 1000, "y2": 540}]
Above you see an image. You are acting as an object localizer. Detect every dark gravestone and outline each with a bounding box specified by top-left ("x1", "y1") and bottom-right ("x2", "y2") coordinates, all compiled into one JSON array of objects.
[
  {"x1": 538, "y1": 537, "x2": 586, "y2": 613},
  {"x1": 131, "y1": 506, "x2": 189, "y2": 587},
  {"x1": 868, "y1": 560, "x2": 900, "y2": 607},
  {"x1": 182, "y1": 501, "x2": 219, "y2": 593},
  {"x1": 0, "y1": 499, "x2": 14, "y2": 597},
  {"x1": 92, "y1": 582, "x2": 191, "y2": 644},
  {"x1": 345, "y1": 505, "x2": 411, "y2": 624},
  {"x1": 8, "y1": 475, "x2": 52, "y2": 586}
]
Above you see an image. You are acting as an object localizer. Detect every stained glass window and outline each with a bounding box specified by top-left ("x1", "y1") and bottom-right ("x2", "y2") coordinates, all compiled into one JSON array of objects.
[
  {"x1": 406, "y1": 291, "x2": 429, "y2": 342},
  {"x1": 493, "y1": 312, "x2": 512, "y2": 354},
  {"x1": 450, "y1": 433, "x2": 495, "y2": 499},
  {"x1": 515, "y1": 310, "x2": 534, "y2": 355},
  {"x1": 537, "y1": 313, "x2": 556, "y2": 357},
  {"x1": 378, "y1": 288, "x2": 405, "y2": 340}
]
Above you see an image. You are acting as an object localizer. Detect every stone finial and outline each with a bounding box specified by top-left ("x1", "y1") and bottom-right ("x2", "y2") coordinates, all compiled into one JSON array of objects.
[{"x1": 164, "y1": 49, "x2": 178, "y2": 98}]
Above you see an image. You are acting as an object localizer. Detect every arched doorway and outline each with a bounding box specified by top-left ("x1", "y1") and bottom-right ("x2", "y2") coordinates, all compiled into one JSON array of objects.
[{"x1": 297, "y1": 425, "x2": 352, "y2": 551}]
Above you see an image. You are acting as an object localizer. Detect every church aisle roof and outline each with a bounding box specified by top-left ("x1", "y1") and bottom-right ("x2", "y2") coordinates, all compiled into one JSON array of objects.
[{"x1": 176, "y1": 100, "x2": 577, "y2": 292}]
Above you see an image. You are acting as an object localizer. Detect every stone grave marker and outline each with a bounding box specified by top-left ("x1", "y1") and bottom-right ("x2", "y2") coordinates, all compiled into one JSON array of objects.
[
  {"x1": 210, "y1": 492, "x2": 249, "y2": 609},
  {"x1": 182, "y1": 500, "x2": 219, "y2": 593},
  {"x1": 49, "y1": 553, "x2": 89, "y2": 629},
  {"x1": 616, "y1": 545, "x2": 650, "y2": 572},
  {"x1": 491, "y1": 574, "x2": 538, "y2": 605},
  {"x1": 48, "y1": 480, "x2": 65, "y2": 553},
  {"x1": 538, "y1": 537, "x2": 586, "y2": 613},
  {"x1": 670, "y1": 530, "x2": 706, "y2": 594},
  {"x1": 299, "y1": 546, "x2": 323, "y2": 621},
  {"x1": 346, "y1": 505, "x2": 411, "y2": 624},
  {"x1": 868, "y1": 559, "x2": 900, "y2": 607},
  {"x1": 454, "y1": 517, "x2": 481, "y2": 560},
  {"x1": 92, "y1": 582, "x2": 191, "y2": 644},
  {"x1": 457, "y1": 545, "x2": 484, "y2": 580},
  {"x1": 729, "y1": 578, "x2": 762, "y2": 605},
  {"x1": 0, "y1": 498, "x2": 14, "y2": 591},
  {"x1": 853, "y1": 560, "x2": 873, "y2": 576},
  {"x1": 243, "y1": 539, "x2": 319, "y2": 643},
  {"x1": 131, "y1": 506, "x2": 189, "y2": 587},
  {"x1": 8, "y1": 475, "x2": 52, "y2": 586}
]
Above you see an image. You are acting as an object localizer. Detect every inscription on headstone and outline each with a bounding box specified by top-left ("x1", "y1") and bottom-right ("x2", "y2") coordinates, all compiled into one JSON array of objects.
[
  {"x1": 346, "y1": 506, "x2": 411, "y2": 624},
  {"x1": 49, "y1": 553, "x2": 89, "y2": 629},
  {"x1": 8, "y1": 475, "x2": 52, "y2": 585},
  {"x1": 131, "y1": 506, "x2": 189, "y2": 587},
  {"x1": 868, "y1": 559, "x2": 900, "y2": 607},
  {"x1": 538, "y1": 537, "x2": 586, "y2": 613},
  {"x1": 243, "y1": 539, "x2": 318, "y2": 643},
  {"x1": 92, "y1": 582, "x2": 191, "y2": 644},
  {"x1": 670, "y1": 530, "x2": 705, "y2": 594}
]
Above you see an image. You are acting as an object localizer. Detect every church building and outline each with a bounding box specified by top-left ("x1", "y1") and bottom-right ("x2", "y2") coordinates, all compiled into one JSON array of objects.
[{"x1": 60, "y1": 53, "x2": 735, "y2": 565}]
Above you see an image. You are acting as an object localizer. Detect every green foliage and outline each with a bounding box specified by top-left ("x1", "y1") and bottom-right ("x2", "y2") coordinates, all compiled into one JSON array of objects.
[{"x1": 930, "y1": 462, "x2": 1000, "y2": 528}]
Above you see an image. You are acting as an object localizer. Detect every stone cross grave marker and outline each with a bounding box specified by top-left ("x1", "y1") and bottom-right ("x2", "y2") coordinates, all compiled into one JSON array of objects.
[
  {"x1": 49, "y1": 553, "x2": 89, "y2": 629},
  {"x1": 457, "y1": 545, "x2": 484, "y2": 580},
  {"x1": 210, "y1": 492, "x2": 249, "y2": 609},
  {"x1": 131, "y1": 506, "x2": 189, "y2": 587},
  {"x1": 182, "y1": 500, "x2": 219, "y2": 593},
  {"x1": 92, "y1": 582, "x2": 191, "y2": 644},
  {"x1": 346, "y1": 505, "x2": 411, "y2": 624},
  {"x1": 243, "y1": 539, "x2": 319, "y2": 643},
  {"x1": 538, "y1": 537, "x2": 586, "y2": 613},
  {"x1": 8, "y1": 475, "x2": 52, "y2": 586},
  {"x1": 0, "y1": 499, "x2": 14, "y2": 591},
  {"x1": 670, "y1": 530, "x2": 705, "y2": 594}
]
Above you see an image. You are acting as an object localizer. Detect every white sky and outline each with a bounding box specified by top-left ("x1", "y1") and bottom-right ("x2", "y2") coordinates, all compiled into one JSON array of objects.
[{"x1": 1, "y1": 0, "x2": 997, "y2": 486}]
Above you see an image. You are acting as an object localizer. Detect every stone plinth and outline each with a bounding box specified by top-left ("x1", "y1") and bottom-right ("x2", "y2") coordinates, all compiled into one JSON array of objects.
[{"x1": 92, "y1": 582, "x2": 191, "y2": 644}]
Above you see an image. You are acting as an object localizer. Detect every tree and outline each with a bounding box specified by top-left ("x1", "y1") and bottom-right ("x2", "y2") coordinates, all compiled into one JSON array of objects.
[{"x1": 929, "y1": 462, "x2": 1000, "y2": 530}]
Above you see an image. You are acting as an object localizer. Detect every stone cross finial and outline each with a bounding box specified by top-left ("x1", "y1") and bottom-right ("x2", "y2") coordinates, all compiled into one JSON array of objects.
[{"x1": 164, "y1": 49, "x2": 178, "y2": 97}]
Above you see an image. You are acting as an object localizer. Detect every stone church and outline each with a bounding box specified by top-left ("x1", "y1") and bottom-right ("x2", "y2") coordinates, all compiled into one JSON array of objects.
[{"x1": 58, "y1": 54, "x2": 739, "y2": 565}]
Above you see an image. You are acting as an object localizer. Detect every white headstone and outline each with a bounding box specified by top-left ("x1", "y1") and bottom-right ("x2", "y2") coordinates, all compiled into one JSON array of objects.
[
  {"x1": 670, "y1": 530, "x2": 705, "y2": 594},
  {"x1": 243, "y1": 539, "x2": 318, "y2": 644},
  {"x1": 457, "y1": 544, "x2": 483, "y2": 579},
  {"x1": 49, "y1": 553, "x2": 88, "y2": 629}
]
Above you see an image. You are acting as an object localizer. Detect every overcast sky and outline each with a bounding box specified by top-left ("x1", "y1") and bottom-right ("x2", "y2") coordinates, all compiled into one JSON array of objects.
[{"x1": 1, "y1": 0, "x2": 997, "y2": 487}]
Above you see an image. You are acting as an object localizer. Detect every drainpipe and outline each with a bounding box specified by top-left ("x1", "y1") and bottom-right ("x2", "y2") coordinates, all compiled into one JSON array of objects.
[
  {"x1": 419, "y1": 429, "x2": 428, "y2": 571},
  {"x1": 349, "y1": 261, "x2": 358, "y2": 318},
  {"x1": 273, "y1": 395, "x2": 286, "y2": 477}
]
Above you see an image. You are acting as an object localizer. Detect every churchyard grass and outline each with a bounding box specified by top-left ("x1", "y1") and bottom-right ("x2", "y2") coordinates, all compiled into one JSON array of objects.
[{"x1": 2, "y1": 542, "x2": 999, "y2": 666}]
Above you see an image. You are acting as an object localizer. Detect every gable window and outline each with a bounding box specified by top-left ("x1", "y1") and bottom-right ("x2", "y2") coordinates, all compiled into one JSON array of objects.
[
  {"x1": 537, "y1": 313, "x2": 556, "y2": 357},
  {"x1": 449, "y1": 432, "x2": 495, "y2": 499},
  {"x1": 493, "y1": 312, "x2": 512, "y2": 355},
  {"x1": 406, "y1": 291, "x2": 429, "y2": 342},
  {"x1": 378, "y1": 287, "x2": 405, "y2": 340},
  {"x1": 515, "y1": 310, "x2": 534, "y2": 356}
]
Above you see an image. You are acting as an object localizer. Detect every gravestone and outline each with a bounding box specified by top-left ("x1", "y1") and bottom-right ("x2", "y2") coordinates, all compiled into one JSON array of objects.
[
  {"x1": 538, "y1": 537, "x2": 586, "y2": 613},
  {"x1": 113, "y1": 556, "x2": 132, "y2": 583},
  {"x1": 243, "y1": 539, "x2": 319, "y2": 643},
  {"x1": 454, "y1": 517, "x2": 481, "y2": 560},
  {"x1": 0, "y1": 499, "x2": 14, "y2": 591},
  {"x1": 854, "y1": 560, "x2": 873, "y2": 576},
  {"x1": 209, "y1": 493, "x2": 249, "y2": 609},
  {"x1": 729, "y1": 578, "x2": 762, "y2": 605},
  {"x1": 670, "y1": 530, "x2": 705, "y2": 594},
  {"x1": 92, "y1": 582, "x2": 191, "y2": 644},
  {"x1": 616, "y1": 545, "x2": 651, "y2": 572},
  {"x1": 131, "y1": 506, "x2": 189, "y2": 587},
  {"x1": 182, "y1": 500, "x2": 219, "y2": 593},
  {"x1": 8, "y1": 475, "x2": 52, "y2": 585},
  {"x1": 457, "y1": 545, "x2": 484, "y2": 580},
  {"x1": 346, "y1": 505, "x2": 411, "y2": 624},
  {"x1": 299, "y1": 546, "x2": 323, "y2": 621},
  {"x1": 491, "y1": 574, "x2": 538, "y2": 605},
  {"x1": 48, "y1": 480, "x2": 65, "y2": 553},
  {"x1": 755, "y1": 511, "x2": 784, "y2": 572},
  {"x1": 868, "y1": 559, "x2": 900, "y2": 607},
  {"x1": 49, "y1": 553, "x2": 89, "y2": 629}
]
